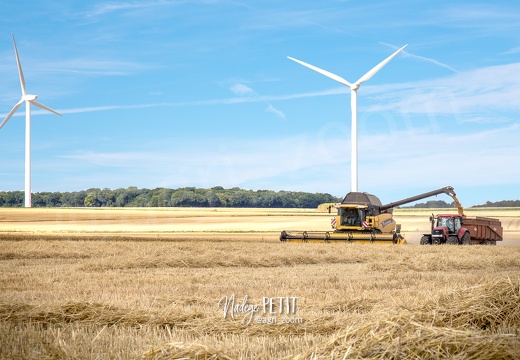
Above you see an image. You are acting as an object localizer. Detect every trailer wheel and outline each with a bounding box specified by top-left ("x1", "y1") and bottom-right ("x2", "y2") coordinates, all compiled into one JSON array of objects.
[
  {"x1": 420, "y1": 236, "x2": 431, "y2": 245},
  {"x1": 483, "y1": 240, "x2": 497, "y2": 245},
  {"x1": 447, "y1": 235, "x2": 459, "y2": 245},
  {"x1": 461, "y1": 232, "x2": 471, "y2": 245}
]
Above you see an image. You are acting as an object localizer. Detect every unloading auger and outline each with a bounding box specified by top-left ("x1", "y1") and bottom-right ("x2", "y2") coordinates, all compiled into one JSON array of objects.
[{"x1": 280, "y1": 186, "x2": 460, "y2": 244}]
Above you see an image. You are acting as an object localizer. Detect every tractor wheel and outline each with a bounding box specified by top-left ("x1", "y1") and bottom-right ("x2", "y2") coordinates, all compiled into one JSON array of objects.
[
  {"x1": 447, "y1": 235, "x2": 459, "y2": 245},
  {"x1": 420, "y1": 236, "x2": 432, "y2": 245},
  {"x1": 461, "y1": 232, "x2": 471, "y2": 245}
]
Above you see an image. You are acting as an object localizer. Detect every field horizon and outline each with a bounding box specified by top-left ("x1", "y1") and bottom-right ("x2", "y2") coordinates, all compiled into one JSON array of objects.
[{"x1": 0, "y1": 206, "x2": 518, "y2": 244}]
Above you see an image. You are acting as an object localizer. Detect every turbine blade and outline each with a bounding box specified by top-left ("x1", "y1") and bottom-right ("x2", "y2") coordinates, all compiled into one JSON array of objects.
[
  {"x1": 355, "y1": 44, "x2": 408, "y2": 85},
  {"x1": 30, "y1": 100, "x2": 62, "y2": 116},
  {"x1": 0, "y1": 99, "x2": 24, "y2": 130},
  {"x1": 288, "y1": 56, "x2": 352, "y2": 87},
  {"x1": 12, "y1": 34, "x2": 27, "y2": 96}
]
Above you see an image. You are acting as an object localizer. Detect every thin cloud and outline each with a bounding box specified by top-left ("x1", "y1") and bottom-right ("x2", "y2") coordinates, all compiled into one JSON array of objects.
[
  {"x1": 0, "y1": 103, "x2": 174, "y2": 118},
  {"x1": 229, "y1": 83, "x2": 255, "y2": 96},
  {"x1": 0, "y1": 56, "x2": 153, "y2": 78},
  {"x1": 265, "y1": 104, "x2": 286, "y2": 120},
  {"x1": 368, "y1": 62, "x2": 520, "y2": 114},
  {"x1": 62, "y1": 150, "x2": 153, "y2": 167},
  {"x1": 227, "y1": 82, "x2": 287, "y2": 121},
  {"x1": 59, "y1": 134, "x2": 336, "y2": 185},
  {"x1": 42, "y1": 59, "x2": 153, "y2": 76},
  {"x1": 403, "y1": 51, "x2": 459, "y2": 73},
  {"x1": 55, "y1": 123, "x2": 520, "y2": 199},
  {"x1": 85, "y1": 0, "x2": 179, "y2": 17},
  {"x1": 501, "y1": 47, "x2": 520, "y2": 55},
  {"x1": 381, "y1": 42, "x2": 458, "y2": 73}
]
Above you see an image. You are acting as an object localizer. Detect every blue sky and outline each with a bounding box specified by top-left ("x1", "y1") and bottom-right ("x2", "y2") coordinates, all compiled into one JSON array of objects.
[{"x1": 0, "y1": 1, "x2": 519, "y2": 206}]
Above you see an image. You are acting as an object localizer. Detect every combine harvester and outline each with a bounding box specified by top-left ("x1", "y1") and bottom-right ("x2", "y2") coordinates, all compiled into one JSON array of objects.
[
  {"x1": 280, "y1": 186, "x2": 503, "y2": 245},
  {"x1": 280, "y1": 186, "x2": 458, "y2": 244}
]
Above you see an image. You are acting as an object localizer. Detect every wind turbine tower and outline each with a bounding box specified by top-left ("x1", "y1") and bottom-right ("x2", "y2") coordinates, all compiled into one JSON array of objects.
[
  {"x1": 0, "y1": 35, "x2": 62, "y2": 207},
  {"x1": 288, "y1": 44, "x2": 407, "y2": 193}
]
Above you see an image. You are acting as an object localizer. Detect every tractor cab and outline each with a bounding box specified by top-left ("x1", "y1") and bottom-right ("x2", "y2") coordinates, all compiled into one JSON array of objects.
[
  {"x1": 429, "y1": 214, "x2": 464, "y2": 243},
  {"x1": 436, "y1": 215, "x2": 462, "y2": 234}
]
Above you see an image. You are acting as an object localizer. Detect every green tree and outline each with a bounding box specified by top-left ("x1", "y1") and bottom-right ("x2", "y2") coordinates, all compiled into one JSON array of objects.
[{"x1": 84, "y1": 193, "x2": 99, "y2": 207}]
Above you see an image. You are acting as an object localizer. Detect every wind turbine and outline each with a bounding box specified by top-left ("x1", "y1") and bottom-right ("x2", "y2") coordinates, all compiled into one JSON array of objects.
[
  {"x1": 0, "y1": 34, "x2": 62, "y2": 208},
  {"x1": 288, "y1": 44, "x2": 407, "y2": 193}
]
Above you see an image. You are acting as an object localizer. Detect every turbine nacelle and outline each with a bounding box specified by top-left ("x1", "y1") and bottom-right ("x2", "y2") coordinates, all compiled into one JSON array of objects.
[{"x1": 23, "y1": 94, "x2": 38, "y2": 101}]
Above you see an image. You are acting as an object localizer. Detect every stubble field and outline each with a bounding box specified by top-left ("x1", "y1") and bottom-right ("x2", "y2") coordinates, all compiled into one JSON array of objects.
[{"x1": 0, "y1": 207, "x2": 519, "y2": 359}]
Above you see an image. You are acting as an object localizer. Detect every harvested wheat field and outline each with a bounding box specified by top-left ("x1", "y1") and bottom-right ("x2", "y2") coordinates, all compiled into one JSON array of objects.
[{"x1": 0, "y1": 207, "x2": 520, "y2": 359}]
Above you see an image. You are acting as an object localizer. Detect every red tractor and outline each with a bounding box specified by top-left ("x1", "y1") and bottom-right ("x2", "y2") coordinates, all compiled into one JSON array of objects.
[
  {"x1": 420, "y1": 214, "x2": 471, "y2": 245},
  {"x1": 418, "y1": 188, "x2": 503, "y2": 245}
]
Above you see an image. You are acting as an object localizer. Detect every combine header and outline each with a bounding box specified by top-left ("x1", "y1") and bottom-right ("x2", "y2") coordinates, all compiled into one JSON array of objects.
[{"x1": 280, "y1": 186, "x2": 460, "y2": 244}]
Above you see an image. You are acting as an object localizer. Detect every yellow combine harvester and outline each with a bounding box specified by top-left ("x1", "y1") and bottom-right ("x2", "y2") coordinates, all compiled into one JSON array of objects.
[{"x1": 280, "y1": 186, "x2": 460, "y2": 244}]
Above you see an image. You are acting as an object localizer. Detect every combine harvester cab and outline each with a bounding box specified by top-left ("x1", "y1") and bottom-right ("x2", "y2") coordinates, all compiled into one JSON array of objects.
[
  {"x1": 328, "y1": 192, "x2": 405, "y2": 244},
  {"x1": 280, "y1": 186, "x2": 463, "y2": 244}
]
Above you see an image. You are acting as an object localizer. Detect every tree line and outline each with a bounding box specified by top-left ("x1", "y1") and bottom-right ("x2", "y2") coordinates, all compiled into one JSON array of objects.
[
  {"x1": 408, "y1": 200, "x2": 457, "y2": 208},
  {"x1": 408, "y1": 200, "x2": 520, "y2": 208},
  {"x1": 0, "y1": 187, "x2": 516, "y2": 208},
  {"x1": 472, "y1": 200, "x2": 520, "y2": 208},
  {"x1": 0, "y1": 186, "x2": 341, "y2": 208}
]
